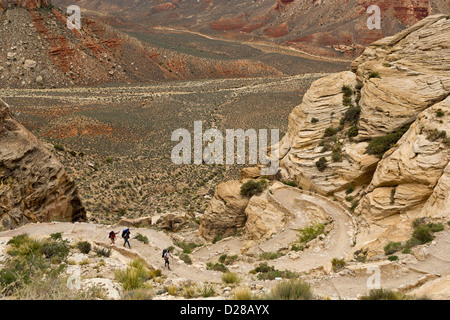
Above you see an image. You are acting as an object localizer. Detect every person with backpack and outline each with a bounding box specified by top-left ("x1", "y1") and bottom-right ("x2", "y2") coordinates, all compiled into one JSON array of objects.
[
  {"x1": 122, "y1": 229, "x2": 131, "y2": 248},
  {"x1": 162, "y1": 248, "x2": 173, "y2": 270},
  {"x1": 108, "y1": 231, "x2": 120, "y2": 245}
]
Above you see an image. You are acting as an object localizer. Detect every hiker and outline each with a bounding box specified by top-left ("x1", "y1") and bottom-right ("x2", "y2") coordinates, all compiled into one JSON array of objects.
[
  {"x1": 122, "y1": 229, "x2": 131, "y2": 248},
  {"x1": 108, "y1": 231, "x2": 120, "y2": 245},
  {"x1": 163, "y1": 248, "x2": 174, "y2": 270}
]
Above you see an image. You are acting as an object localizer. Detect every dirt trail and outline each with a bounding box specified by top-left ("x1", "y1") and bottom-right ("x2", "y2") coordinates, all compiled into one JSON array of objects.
[{"x1": 0, "y1": 222, "x2": 222, "y2": 284}]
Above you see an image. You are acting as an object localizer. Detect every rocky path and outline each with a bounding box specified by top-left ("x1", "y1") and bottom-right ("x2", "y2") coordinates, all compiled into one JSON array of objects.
[{"x1": 0, "y1": 222, "x2": 223, "y2": 284}]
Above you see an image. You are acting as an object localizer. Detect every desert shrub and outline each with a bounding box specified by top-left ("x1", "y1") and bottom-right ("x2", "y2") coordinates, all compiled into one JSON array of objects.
[
  {"x1": 54, "y1": 144, "x2": 65, "y2": 152},
  {"x1": 282, "y1": 180, "x2": 297, "y2": 187},
  {"x1": 259, "y1": 252, "x2": 283, "y2": 260},
  {"x1": 411, "y1": 225, "x2": 434, "y2": 244},
  {"x1": 366, "y1": 125, "x2": 410, "y2": 158},
  {"x1": 343, "y1": 96, "x2": 353, "y2": 106},
  {"x1": 331, "y1": 258, "x2": 346, "y2": 272},
  {"x1": 291, "y1": 244, "x2": 304, "y2": 252},
  {"x1": 222, "y1": 272, "x2": 241, "y2": 284},
  {"x1": 251, "y1": 263, "x2": 299, "y2": 280},
  {"x1": 368, "y1": 71, "x2": 380, "y2": 79},
  {"x1": 324, "y1": 127, "x2": 339, "y2": 137},
  {"x1": 355, "y1": 82, "x2": 363, "y2": 90},
  {"x1": 174, "y1": 241, "x2": 202, "y2": 254},
  {"x1": 94, "y1": 246, "x2": 111, "y2": 258},
  {"x1": 345, "y1": 184, "x2": 355, "y2": 194},
  {"x1": 115, "y1": 259, "x2": 151, "y2": 291},
  {"x1": 311, "y1": 118, "x2": 319, "y2": 123},
  {"x1": 240, "y1": 179, "x2": 268, "y2": 197},
  {"x1": 342, "y1": 85, "x2": 353, "y2": 97},
  {"x1": 149, "y1": 269, "x2": 162, "y2": 279},
  {"x1": 219, "y1": 254, "x2": 238, "y2": 265},
  {"x1": 179, "y1": 253, "x2": 192, "y2": 265},
  {"x1": 347, "y1": 125, "x2": 359, "y2": 138},
  {"x1": 341, "y1": 106, "x2": 361, "y2": 125},
  {"x1": 212, "y1": 235, "x2": 224, "y2": 244},
  {"x1": 436, "y1": 109, "x2": 445, "y2": 117},
  {"x1": 183, "y1": 285, "x2": 197, "y2": 299},
  {"x1": 345, "y1": 196, "x2": 354, "y2": 202},
  {"x1": 198, "y1": 283, "x2": 215, "y2": 298},
  {"x1": 76, "y1": 241, "x2": 91, "y2": 254},
  {"x1": 384, "y1": 242, "x2": 402, "y2": 255},
  {"x1": 350, "y1": 200, "x2": 359, "y2": 212},
  {"x1": 331, "y1": 149, "x2": 342, "y2": 162},
  {"x1": 269, "y1": 280, "x2": 313, "y2": 300},
  {"x1": 427, "y1": 129, "x2": 447, "y2": 142},
  {"x1": 206, "y1": 262, "x2": 229, "y2": 273},
  {"x1": 388, "y1": 255, "x2": 399, "y2": 261},
  {"x1": 40, "y1": 239, "x2": 70, "y2": 263},
  {"x1": 297, "y1": 223, "x2": 326, "y2": 244},
  {"x1": 50, "y1": 233, "x2": 63, "y2": 241},
  {"x1": 136, "y1": 233, "x2": 149, "y2": 244},
  {"x1": 360, "y1": 289, "x2": 411, "y2": 300},
  {"x1": 315, "y1": 157, "x2": 328, "y2": 172}
]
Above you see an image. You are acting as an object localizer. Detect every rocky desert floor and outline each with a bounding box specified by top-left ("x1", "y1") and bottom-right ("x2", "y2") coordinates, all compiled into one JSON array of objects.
[{"x1": 0, "y1": 74, "x2": 325, "y2": 224}]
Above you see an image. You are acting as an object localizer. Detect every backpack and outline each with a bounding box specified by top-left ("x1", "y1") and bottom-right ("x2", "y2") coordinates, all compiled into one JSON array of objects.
[
  {"x1": 162, "y1": 249, "x2": 168, "y2": 258},
  {"x1": 122, "y1": 230, "x2": 128, "y2": 238}
]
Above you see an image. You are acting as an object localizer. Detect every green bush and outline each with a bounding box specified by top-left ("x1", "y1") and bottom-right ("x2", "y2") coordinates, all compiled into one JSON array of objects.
[
  {"x1": 297, "y1": 223, "x2": 326, "y2": 244},
  {"x1": 179, "y1": 253, "x2": 192, "y2": 265},
  {"x1": 384, "y1": 242, "x2": 402, "y2": 255},
  {"x1": 368, "y1": 71, "x2": 380, "y2": 79},
  {"x1": 206, "y1": 262, "x2": 229, "y2": 273},
  {"x1": 311, "y1": 118, "x2": 319, "y2": 123},
  {"x1": 269, "y1": 280, "x2": 313, "y2": 300},
  {"x1": 388, "y1": 255, "x2": 399, "y2": 261},
  {"x1": 282, "y1": 180, "x2": 297, "y2": 187},
  {"x1": 94, "y1": 246, "x2": 111, "y2": 258},
  {"x1": 41, "y1": 239, "x2": 70, "y2": 263},
  {"x1": 240, "y1": 179, "x2": 268, "y2": 197},
  {"x1": 360, "y1": 289, "x2": 411, "y2": 300},
  {"x1": 259, "y1": 252, "x2": 283, "y2": 260},
  {"x1": 346, "y1": 184, "x2": 355, "y2": 194},
  {"x1": 324, "y1": 127, "x2": 339, "y2": 137},
  {"x1": 427, "y1": 129, "x2": 447, "y2": 142},
  {"x1": 76, "y1": 241, "x2": 91, "y2": 254},
  {"x1": 198, "y1": 283, "x2": 215, "y2": 298},
  {"x1": 251, "y1": 263, "x2": 299, "y2": 280},
  {"x1": 436, "y1": 109, "x2": 445, "y2": 117},
  {"x1": 366, "y1": 125, "x2": 410, "y2": 158},
  {"x1": 54, "y1": 144, "x2": 65, "y2": 152},
  {"x1": 412, "y1": 225, "x2": 434, "y2": 244},
  {"x1": 136, "y1": 233, "x2": 149, "y2": 244},
  {"x1": 347, "y1": 125, "x2": 359, "y2": 138},
  {"x1": 174, "y1": 241, "x2": 202, "y2": 254},
  {"x1": 341, "y1": 106, "x2": 361, "y2": 125},
  {"x1": 315, "y1": 157, "x2": 328, "y2": 172},
  {"x1": 331, "y1": 258, "x2": 346, "y2": 272},
  {"x1": 114, "y1": 259, "x2": 151, "y2": 291},
  {"x1": 342, "y1": 85, "x2": 353, "y2": 97}
]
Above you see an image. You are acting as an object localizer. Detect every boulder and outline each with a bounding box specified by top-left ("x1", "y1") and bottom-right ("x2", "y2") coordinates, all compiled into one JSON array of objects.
[
  {"x1": 0, "y1": 99, "x2": 86, "y2": 228},
  {"x1": 198, "y1": 180, "x2": 250, "y2": 241}
]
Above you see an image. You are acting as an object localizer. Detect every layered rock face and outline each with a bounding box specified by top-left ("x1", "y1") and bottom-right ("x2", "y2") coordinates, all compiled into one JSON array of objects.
[
  {"x1": 269, "y1": 14, "x2": 449, "y2": 252},
  {"x1": 0, "y1": 99, "x2": 86, "y2": 229},
  {"x1": 0, "y1": 0, "x2": 51, "y2": 10}
]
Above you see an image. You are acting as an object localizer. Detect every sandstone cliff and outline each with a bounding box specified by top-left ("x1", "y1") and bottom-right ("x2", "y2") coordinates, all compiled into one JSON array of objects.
[
  {"x1": 274, "y1": 14, "x2": 449, "y2": 253},
  {"x1": 201, "y1": 15, "x2": 449, "y2": 254},
  {"x1": 0, "y1": 99, "x2": 86, "y2": 228}
]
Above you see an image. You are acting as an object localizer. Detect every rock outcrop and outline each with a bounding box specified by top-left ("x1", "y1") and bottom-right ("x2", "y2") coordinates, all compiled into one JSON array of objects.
[
  {"x1": 0, "y1": 99, "x2": 86, "y2": 228},
  {"x1": 198, "y1": 180, "x2": 250, "y2": 241}
]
